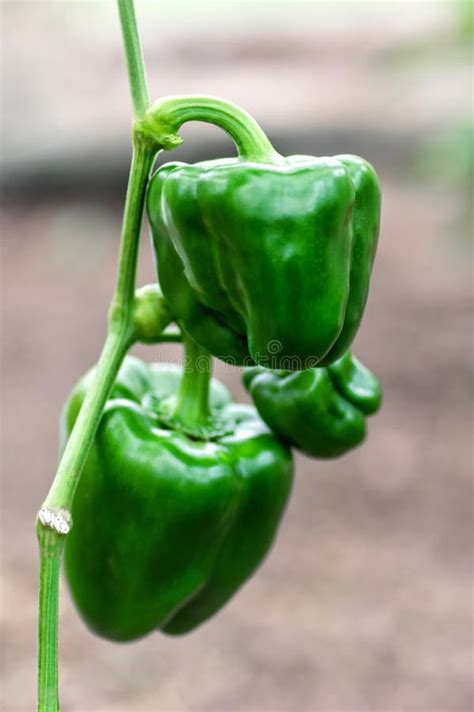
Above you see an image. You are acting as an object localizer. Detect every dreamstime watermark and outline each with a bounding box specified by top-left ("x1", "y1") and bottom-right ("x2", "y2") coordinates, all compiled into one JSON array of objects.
[{"x1": 147, "y1": 338, "x2": 321, "y2": 372}]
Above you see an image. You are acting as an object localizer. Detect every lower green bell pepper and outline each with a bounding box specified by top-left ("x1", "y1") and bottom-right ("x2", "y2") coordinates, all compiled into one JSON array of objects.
[
  {"x1": 62, "y1": 356, "x2": 293, "y2": 641},
  {"x1": 243, "y1": 352, "x2": 382, "y2": 459}
]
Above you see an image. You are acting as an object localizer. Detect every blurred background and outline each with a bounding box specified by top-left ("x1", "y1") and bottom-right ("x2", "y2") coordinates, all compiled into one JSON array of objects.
[{"x1": 1, "y1": 1, "x2": 472, "y2": 711}]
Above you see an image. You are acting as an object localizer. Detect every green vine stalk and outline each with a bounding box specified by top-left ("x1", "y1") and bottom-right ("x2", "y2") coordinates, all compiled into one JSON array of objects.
[{"x1": 36, "y1": 2, "x2": 163, "y2": 709}]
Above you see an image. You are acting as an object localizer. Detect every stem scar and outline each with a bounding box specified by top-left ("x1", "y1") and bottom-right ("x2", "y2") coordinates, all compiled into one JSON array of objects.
[{"x1": 38, "y1": 508, "x2": 72, "y2": 535}]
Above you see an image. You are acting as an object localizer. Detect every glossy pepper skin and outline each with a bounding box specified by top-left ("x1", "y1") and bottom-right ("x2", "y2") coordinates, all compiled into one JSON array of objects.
[
  {"x1": 62, "y1": 356, "x2": 293, "y2": 641},
  {"x1": 243, "y1": 352, "x2": 382, "y2": 459},
  {"x1": 147, "y1": 154, "x2": 380, "y2": 368}
]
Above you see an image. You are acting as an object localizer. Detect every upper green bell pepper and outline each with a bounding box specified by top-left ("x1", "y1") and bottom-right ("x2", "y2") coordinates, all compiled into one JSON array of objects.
[
  {"x1": 243, "y1": 352, "x2": 382, "y2": 459},
  {"x1": 62, "y1": 356, "x2": 293, "y2": 641},
  {"x1": 147, "y1": 153, "x2": 380, "y2": 368}
]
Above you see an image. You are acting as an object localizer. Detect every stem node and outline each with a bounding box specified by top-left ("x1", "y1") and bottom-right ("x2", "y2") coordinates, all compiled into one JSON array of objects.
[{"x1": 38, "y1": 508, "x2": 72, "y2": 536}]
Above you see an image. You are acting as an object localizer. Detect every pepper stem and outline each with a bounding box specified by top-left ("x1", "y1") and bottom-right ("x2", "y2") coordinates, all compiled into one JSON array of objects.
[
  {"x1": 173, "y1": 335, "x2": 213, "y2": 428},
  {"x1": 141, "y1": 95, "x2": 284, "y2": 164},
  {"x1": 117, "y1": 0, "x2": 150, "y2": 120},
  {"x1": 35, "y1": 1, "x2": 168, "y2": 707},
  {"x1": 36, "y1": 528, "x2": 64, "y2": 712}
]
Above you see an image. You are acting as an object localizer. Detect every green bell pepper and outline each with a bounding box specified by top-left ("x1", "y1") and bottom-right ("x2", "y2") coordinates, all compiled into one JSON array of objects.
[
  {"x1": 243, "y1": 352, "x2": 382, "y2": 459},
  {"x1": 62, "y1": 355, "x2": 293, "y2": 641},
  {"x1": 147, "y1": 153, "x2": 380, "y2": 368}
]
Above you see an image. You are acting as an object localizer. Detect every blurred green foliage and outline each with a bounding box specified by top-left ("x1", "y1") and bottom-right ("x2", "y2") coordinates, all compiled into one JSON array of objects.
[{"x1": 453, "y1": 0, "x2": 474, "y2": 44}]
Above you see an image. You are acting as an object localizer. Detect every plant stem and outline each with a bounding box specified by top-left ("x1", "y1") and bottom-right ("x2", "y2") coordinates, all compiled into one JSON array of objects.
[
  {"x1": 36, "y1": 0, "x2": 164, "y2": 708},
  {"x1": 36, "y1": 141, "x2": 158, "y2": 712},
  {"x1": 36, "y1": 530, "x2": 64, "y2": 712},
  {"x1": 40, "y1": 334, "x2": 130, "y2": 518},
  {"x1": 143, "y1": 95, "x2": 283, "y2": 164},
  {"x1": 173, "y1": 335, "x2": 212, "y2": 428},
  {"x1": 40, "y1": 141, "x2": 157, "y2": 518},
  {"x1": 112, "y1": 143, "x2": 156, "y2": 313},
  {"x1": 117, "y1": 0, "x2": 150, "y2": 119}
]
